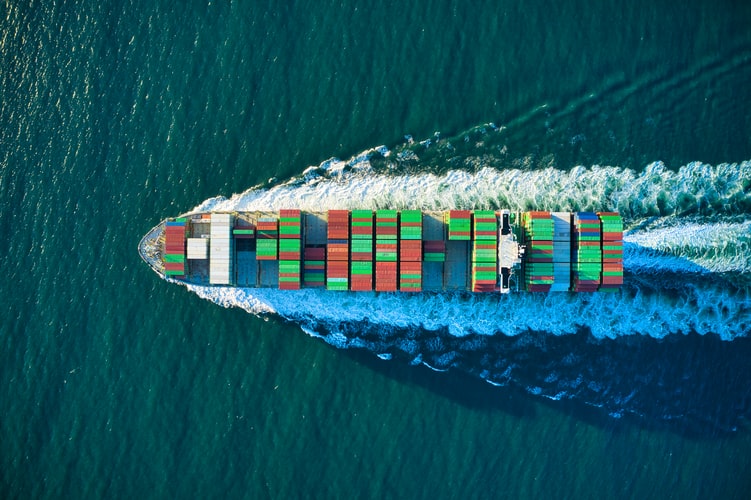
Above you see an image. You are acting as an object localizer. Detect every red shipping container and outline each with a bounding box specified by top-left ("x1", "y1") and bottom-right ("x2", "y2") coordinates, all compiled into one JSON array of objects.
[
  {"x1": 279, "y1": 282, "x2": 301, "y2": 290},
  {"x1": 602, "y1": 233, "x2": 622, "y2": 241},
  {"x1": 527, "y1": 211, "x2": 551, "y2": 218},
  {"x1": 350, "y1": 279, "x2": 373, "y2": 291},
  {"x1": 304, "y1": 247, "x2": 326, "y2": 259},
  {"x1": 400, "y1": 262, "x2": 422, "y2": 271},
  {"x1": 326, "y1": 244, "x2": 349, "y2": 261}
]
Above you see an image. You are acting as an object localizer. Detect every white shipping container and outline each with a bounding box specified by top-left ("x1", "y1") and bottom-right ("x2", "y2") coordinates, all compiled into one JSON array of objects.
[{"x1": 187, "y1": 238, "x2": 208, "y2": 259}]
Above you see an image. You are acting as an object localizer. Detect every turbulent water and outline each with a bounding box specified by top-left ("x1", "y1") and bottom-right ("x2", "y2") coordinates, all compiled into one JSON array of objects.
[{"x1": 169, "y1": 139, "x2": 751, "y2": 429}]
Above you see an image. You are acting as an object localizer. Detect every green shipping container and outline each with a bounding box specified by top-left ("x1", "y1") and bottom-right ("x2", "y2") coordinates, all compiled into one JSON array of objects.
[{"x1": 400, "y1": 210, "x2": 422, "y2": 222}]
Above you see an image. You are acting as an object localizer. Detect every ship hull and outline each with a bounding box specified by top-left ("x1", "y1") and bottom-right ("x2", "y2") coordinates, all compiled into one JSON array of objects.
[{"x1": 138, "y1": 209, "x2": 624, "y2": 293}]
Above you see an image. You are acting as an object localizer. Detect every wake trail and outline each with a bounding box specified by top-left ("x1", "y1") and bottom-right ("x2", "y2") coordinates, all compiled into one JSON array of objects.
[{"x1": 183, "y1": 152, "x2": 750, "y2": 341}]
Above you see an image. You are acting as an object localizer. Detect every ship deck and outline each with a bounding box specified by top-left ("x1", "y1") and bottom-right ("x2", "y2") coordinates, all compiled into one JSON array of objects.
[{"x1": 169, "y1": 210, "x2": 480, "y2": 291}]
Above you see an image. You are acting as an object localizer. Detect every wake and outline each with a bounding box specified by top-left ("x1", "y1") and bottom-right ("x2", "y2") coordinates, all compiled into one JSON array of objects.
[{"x1": 181, "y1": 151, "x2": 750, "y2": 341}]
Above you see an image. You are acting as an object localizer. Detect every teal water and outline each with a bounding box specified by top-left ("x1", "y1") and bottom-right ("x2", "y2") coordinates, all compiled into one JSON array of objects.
[{"x1": 2, "y1": 1, "x2": 751, "y2": 498}]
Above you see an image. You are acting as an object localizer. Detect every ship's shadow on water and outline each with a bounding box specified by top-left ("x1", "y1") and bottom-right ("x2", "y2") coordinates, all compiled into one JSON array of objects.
[{"x1": 334, "y1": 325, "x2": 751, "y2": 439}]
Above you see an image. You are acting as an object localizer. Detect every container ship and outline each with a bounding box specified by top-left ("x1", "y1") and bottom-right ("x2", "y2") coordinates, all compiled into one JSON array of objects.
[{"x1": 138, "y1": 210, "x2": 624, "y2": 293}]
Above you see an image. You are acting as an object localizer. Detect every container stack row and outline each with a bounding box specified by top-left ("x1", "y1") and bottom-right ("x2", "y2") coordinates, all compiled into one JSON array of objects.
[
  {"x1": 164, "y1": 219, "x2": 187, "y2": 277},
  {"x1": 550, "y1": 212, "x2": 573, "y2": 292},
  {"x1": 350, "y1": 210, "x2": 374, "y2": 290},
  {"x1": 399, "y1": 210, "x2": 422, "y2": 240},
  {"x1": 278, "y1": 209, "x2": 302, "y2": 289},
  {"x1": 209, "y1": 213, "x2": 233, "y2": 285},
  {"x1": 471, "y1": 210, "x2": 498, "y2": 292},
  {"x1": 572, "y1": 213, "x2": 602, "y2": 292},
  {"x1": 446, "y1": 210, "x2": 471, "y2": 240},
  {"x1": 522, "y1": 212, "x2": 555, "y2": 292},
  {"x1": 326, "y1": 210, "x2": 349, "y2": 291},
  {"x1": 399, "y1": 262, "x2": 422, "y2": 291},
  {"x1": 399, "y1": 210, "x2": 423, "y2": 291},
  {"x1": 303, "y1": 247, "x2": 325, "y2": 287},
  {"x1": 598, "y1": 212, "x2": 624, "y2": 291},
  {"x1": 256, "y1": 218, "x2": 278, "y2": 260},
  {"x1": 375, "y1": 210, "x2": 398, "y2": 291}
]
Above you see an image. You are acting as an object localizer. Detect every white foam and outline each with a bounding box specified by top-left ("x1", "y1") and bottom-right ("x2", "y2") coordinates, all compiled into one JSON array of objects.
[
  {"x1": 624, "y1": 220, "x2": 751, "y2": 274},
  {"x1": 186, "y1": 279, "x2": 750, "y2": 342},
  {"x1": 187, "y1": 154, "x2": 750, "y2": 221}
]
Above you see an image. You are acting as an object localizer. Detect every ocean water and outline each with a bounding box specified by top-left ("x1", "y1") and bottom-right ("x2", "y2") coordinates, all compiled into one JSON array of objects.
[{"x1": 2, "y1": 0, "x2": 751, "y2": 498}]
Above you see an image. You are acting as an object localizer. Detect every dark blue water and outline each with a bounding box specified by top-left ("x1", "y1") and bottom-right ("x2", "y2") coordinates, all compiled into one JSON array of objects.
[{"x1": 2, "y1": 1, "x2": 751, "y2": 498}]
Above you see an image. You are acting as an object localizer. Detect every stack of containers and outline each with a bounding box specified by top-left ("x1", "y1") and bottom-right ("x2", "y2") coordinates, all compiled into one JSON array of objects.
[
  {"x1": 423, "y1": 241, "x2": 446, "y2": 262},
  {"x1": 550, "y1": 212, "x2": 572, "y2": 292},
  {"x1": 399, "y1": 262, "x2": 422, "y2": 291},
  {"x1": 164, "y1": 219, "x2": 187, "y2": 277},
  {"x1": 446, "y1": 210, "x2": 471, "y2": 240},
  {"x1": 399, "y1": 210, "x2": 422, "y2": 239},
  {"x1": 209, "y1": 213, "x2": 233, "y2": 285},
  {"x1": 375, "y1": 210, "x2": 398, "y2": 291},
  {"x1": 186, "y1": 237, "x2": 208, "y2": 260},
  {"x1": 350, "y1": 261, "x2": 373, "y2": 290},
  {"x1": 278, "y1": 260, "x2": 301, "y2": 289},
  {"x1": 522, "y1": 212, "x2": 554, "y2": 292},
  {"x1": 326, "y1": 210, "x2": 349, "y2": 291},
  {"x1": 471, "y1": 211, "x2": 498, "y2": 292},
  {"x1": 399, "y1": 210, "x2": 422, "y2": 263},
  {"x1": 256, "y1": 217, "x2": 279, "y2": 260},
  {"x1": 572, "y1": 212, "x2": 602, "y2": 292},
  {"x1": 598, "y1": 212, "x2": 624, "y2": 291},
  {"x1": 303, "y1": 247, "x2": 325, "y2": 286},
  {"x1": 279, "y1": 209, "x2": 301, "y2": 239},
  {"x1": 278, "y1": 210, "x2": 302, "y2": 289},
  {"x1": 350, "y1": 210, "x2": 374, "y2": 290}
]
